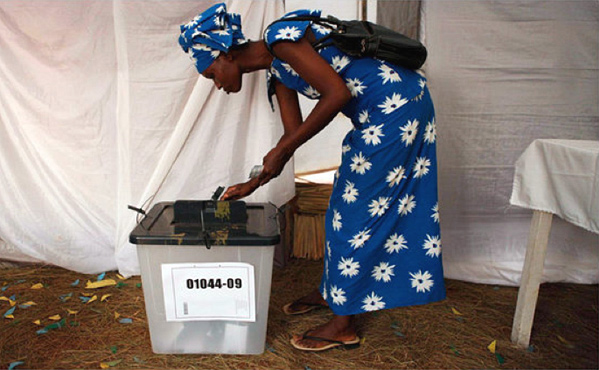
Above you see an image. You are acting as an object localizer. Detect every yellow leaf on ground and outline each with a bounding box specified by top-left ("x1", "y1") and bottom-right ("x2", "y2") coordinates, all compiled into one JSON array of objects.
[
  {"x1": 100, "y1": 360, "x2": 122, "y2": 369},
  {"x1": 1, "y1": 297, "x2": 16, "y2": 306},
  {"x1": 557, "y1": 335, "x2": 575, "y2": 348},
  {"x1": 114, "y1": 312, "x2": 121, "y2": 319},
  {"x1": 21, "y1": 301, "x2": 36, "y2": 306},
  {"x1": 85, "y1": 279, "x2": 117, "y2": 289},
  {"x1": 30, "y1": 283, "x2": 44, "y2": 289},
  {"x1": 451, "y1": 307, "x2": 462, "y2": 316},
  {"x1": 5, "y1": 315, "x2": 14, "y2": 319},
  {"x1": 86, "y1": 295, "x2": 97, "y2": 304},
  {"x1": 33, "y1": 320, "x2": 41, "y2": 325},
  {"x1": 116, "y1": 274, "x2": 127, "y2": 280},
  {"x1": 487, "y1": 340, "x2": 497, "y2": 354},
  {"x1": 49, "y1": 315, "x2": 61, "y2": 321},
  {"x1": 67, "y1": 309, "x2": 78, "y2": 315},
  {"x1": 101, "y1": 294, "x2": 112, "y2": 302}
]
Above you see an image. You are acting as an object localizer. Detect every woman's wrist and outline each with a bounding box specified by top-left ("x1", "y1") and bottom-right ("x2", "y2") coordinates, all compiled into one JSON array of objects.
[
  {"x1": 248, "y1": 176, "x2": 262, "y2": 188},
  {"x1": 277, "y1": 135, "x2": 298, "y2": 157}
]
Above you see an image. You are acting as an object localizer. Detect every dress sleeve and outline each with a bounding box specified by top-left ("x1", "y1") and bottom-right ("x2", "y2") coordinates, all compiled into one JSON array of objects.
[{"x1": 263, "y1": 9, "x2": 322, "y2": 52}]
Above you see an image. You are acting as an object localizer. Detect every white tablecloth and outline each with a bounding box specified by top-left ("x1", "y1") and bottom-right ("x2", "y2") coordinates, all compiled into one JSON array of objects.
[{"x1": 510, "y1": 139, "x2": 599, "y2": 234}]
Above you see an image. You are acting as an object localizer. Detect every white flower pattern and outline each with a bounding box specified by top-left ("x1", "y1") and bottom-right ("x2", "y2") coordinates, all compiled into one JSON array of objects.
[
  {"x1": 338, "y1": 257, "x2": 360, "y2": 277},
  {"x1": 330, "y1": 285, "x2": 347, "y2": 305},
  {"x1": 303, "y1": 85, "x2": 320, "y2": 98},
  {"x1": 413, "y1": 157, "x2": 431, "y2": 178},
  {"x1": 368, "y1": 197, "x2": 391, "y2": 217},
  {"x1": 275, "y1": 26, "x2": 302, "y2": 40},
  {"x1": 400, "y1": 119, "x2": 419, "y2": 146},
  {"x1": 269, "y1": 66, "x2": 281, "y2": 80},
  {"x1": 350, "y1": 152, "x2": 372, "y2": 175},
  {"x1": 362, "y1": 292, "x2": 386, "y2": 311},
  {"x1": 424, "y1": 118, "x2": 436, "y2": 144},
  {"x1": 386, "y1": 166, "x2": 406, "y2": 187},
  {"x1": 331, "y1": 55, "x2": 350, "y2": 72},
  {"x1": 398, "y1": 194, "x2": 416, "y2": 216},
  {"x1": 346, "y1": 77, "x2": 367, "y2": 97},
  {"x1": 349, "y1": 228, "x2": 371, "y2": 249},
  {"x1": 384, "y1": 233, "x2": 408, "y2": 253},
  {"x1": 432, "y1": 203, "x2": 440, "y2": 223},
  {"x1": 342, "y1": 180, "x2": 359, "y2": 204},
  {"x1": 281, "y1": 62, "x2": 299, "y2": 76},
  {"x1": 332, "y1": 209, "x2": 342, "y2": 231},
  {"x1": 213, "y1": 29, "x2": 230, "y2": 36},
  {"x1": 410, "y1": 270, "x2": 434, "y2": 293},
  {"x1": 378, "y1": 63, "x2": 402, "y2": 84},
  {"x1": 378, "y1": 93, "x2": 408, "y2": 114},
  {"x1": 423, "y1": 234, "x2": 442, "y2": 258},
  {"x1": 361, "y1": 124, "x2": 384, "y2": 146},
  {"x1": 359, "y1": 110, "x2": 370, "y2": 124},
  {"x1": 312, "y1": 24, "x2": 332, "y2": 35},
  {"x1": 372, "y1": 262, "x2": 396, "y2": 282}
]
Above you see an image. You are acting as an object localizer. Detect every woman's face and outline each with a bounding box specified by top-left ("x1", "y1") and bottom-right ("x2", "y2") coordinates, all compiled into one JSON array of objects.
[{"x1": 201, "y1": 53, "x2": 242, "y2": 94}]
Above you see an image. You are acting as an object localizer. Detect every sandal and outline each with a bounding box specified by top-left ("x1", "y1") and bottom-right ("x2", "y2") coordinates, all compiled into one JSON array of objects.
[
  {"x1": 282, "y1": 301, "x2": 327, "y2": 315},
  {"x1": 290, "y1": 331, "x2": 361, "y2": 352}
]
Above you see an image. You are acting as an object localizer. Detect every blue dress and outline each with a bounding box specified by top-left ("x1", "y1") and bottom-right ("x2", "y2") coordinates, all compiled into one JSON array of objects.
[{"x1": 265, "y1": 10, "x2": 446, "y2": 316}]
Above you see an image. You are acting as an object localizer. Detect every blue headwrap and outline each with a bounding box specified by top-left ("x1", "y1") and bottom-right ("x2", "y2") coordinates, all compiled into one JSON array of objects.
[{"x1": 179, "y1": 3, "x2": 247, "y2": 74}]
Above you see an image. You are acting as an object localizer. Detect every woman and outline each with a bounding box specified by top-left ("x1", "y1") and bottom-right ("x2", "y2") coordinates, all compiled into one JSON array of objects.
[{"x1": 179, "y1": 3, "x2": 446, "y2": 352}]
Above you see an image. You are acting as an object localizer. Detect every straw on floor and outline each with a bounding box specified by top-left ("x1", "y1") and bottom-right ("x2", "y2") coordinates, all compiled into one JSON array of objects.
[{"x1": 1, "y1": 259, "x2": 597, "y2": 370}]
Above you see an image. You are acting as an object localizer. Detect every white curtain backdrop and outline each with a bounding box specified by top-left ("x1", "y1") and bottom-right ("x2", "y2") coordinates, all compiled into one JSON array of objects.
[
  {"x1": 1, "y1": 0, "x2": 598, "y2": 285},
  {"x1": 423, "y1": 0, "x2": 599, "y2": 285},
  {"x1": 0, "y1": 0, "x2": 293, "y2": 276}
]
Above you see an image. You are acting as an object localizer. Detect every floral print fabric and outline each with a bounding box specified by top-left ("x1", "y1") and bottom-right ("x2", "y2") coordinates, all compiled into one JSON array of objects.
[
  {"x1": 179, "y1": 2, "x2": 247, "y2": 74},
  {"x1": 265, "y1": 9, "x2": 446, "y2": 315}
]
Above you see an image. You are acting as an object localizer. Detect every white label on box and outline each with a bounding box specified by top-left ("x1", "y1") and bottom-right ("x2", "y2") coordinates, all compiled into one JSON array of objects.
[{"x1": 161, "y1": 262, "x2": 255, "y2": 322}]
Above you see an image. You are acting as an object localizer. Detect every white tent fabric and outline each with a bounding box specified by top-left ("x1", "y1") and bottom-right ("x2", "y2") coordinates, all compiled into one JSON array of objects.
[
  {"x1": 423, "y1": 0, "x2": 599, "y2": 285},
  {"x1": 0, "y1": 1, "x2": 292, "y2": 276},
  {"x1": 1, "y1": 0, "x2": 598, "y2": 285}
]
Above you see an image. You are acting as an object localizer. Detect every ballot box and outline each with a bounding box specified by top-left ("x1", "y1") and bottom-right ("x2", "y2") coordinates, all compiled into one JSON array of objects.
[{"x1": 129, "y1": 200, "x2": 279, "y2": 354}]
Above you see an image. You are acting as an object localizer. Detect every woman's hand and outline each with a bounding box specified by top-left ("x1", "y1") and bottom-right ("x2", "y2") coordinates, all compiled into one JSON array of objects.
[
  {"x1": 258, "y1": 139, "x2": 295, "y2": 186},
  {"x1": 220, "y1": 177, "x2": 260, "y2": 201}
]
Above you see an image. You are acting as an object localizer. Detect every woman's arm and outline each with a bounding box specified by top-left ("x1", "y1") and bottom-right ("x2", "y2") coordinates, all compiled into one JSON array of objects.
[
  {"x1": 221, "y1": 31, "x2": 351, "y2": 200},
  {"x1": 220, "y1": 81, "x2": 303, "y2": 201},
  {"x1": 275, "y1": 80, "x2": 303, "y2": 137},
  {"x1": 257, "y1": 35, "x2": 352, "y2": 186}
]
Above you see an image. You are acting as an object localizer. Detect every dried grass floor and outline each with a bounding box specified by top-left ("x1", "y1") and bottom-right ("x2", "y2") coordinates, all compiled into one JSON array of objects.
[{"x1": 1, "y1": 258, "x2": 597, "y2": 369}]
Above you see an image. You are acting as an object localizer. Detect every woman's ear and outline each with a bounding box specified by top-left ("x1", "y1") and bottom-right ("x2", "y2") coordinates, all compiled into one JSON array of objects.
[{"x1": 223, "y1": 52, "x2": 234, "y2": 61}]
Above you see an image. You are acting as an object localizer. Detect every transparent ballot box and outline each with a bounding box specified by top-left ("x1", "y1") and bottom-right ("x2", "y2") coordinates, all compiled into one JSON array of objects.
[{"x1": 129, "y1": 201, "x2": 279, "y2": 354}]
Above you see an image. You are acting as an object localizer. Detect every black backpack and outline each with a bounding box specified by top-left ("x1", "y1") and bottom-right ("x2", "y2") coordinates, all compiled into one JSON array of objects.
[{"x1": 267, "y1": 15, "x2": 427, "y2": 70}]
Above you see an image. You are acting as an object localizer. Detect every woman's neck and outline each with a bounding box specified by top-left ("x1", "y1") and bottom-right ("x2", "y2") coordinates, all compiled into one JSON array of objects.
[{"x1": 232, "y1": 40, "x2": 273, "y2": 74}]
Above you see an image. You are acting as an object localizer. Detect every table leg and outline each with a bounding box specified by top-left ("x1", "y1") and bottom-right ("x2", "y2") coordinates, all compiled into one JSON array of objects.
[{"x1": 511, "y1": 210, "x2": 553, "y2": 348}]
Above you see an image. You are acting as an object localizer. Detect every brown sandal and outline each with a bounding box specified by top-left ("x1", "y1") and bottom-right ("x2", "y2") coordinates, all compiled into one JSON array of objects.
[
  {"x1": 290, "y1": 331, "x2": 361, "y2": 352},
  {"x1": 282, "y1": 301, "x2": 327, "y2": 315}
]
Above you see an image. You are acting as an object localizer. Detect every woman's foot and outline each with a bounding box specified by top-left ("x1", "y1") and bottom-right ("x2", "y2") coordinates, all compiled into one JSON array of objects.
[
  {"x1": 282, "y1": 288, "x2": 328, "y2": 315},
  {"x1": 290, "y1": 315, "x2": 359, "y2": 351}
]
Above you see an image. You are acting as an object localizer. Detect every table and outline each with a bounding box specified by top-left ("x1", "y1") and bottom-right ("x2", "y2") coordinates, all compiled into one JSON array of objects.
[{"x1": 509, "y1": 139, "x2": 599, "y2": 348}]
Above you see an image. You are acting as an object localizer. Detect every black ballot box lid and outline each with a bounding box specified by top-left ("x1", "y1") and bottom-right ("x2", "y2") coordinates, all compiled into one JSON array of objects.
[{"x1": 129, "y1": 201, "x2": 280, "y2": 247}]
